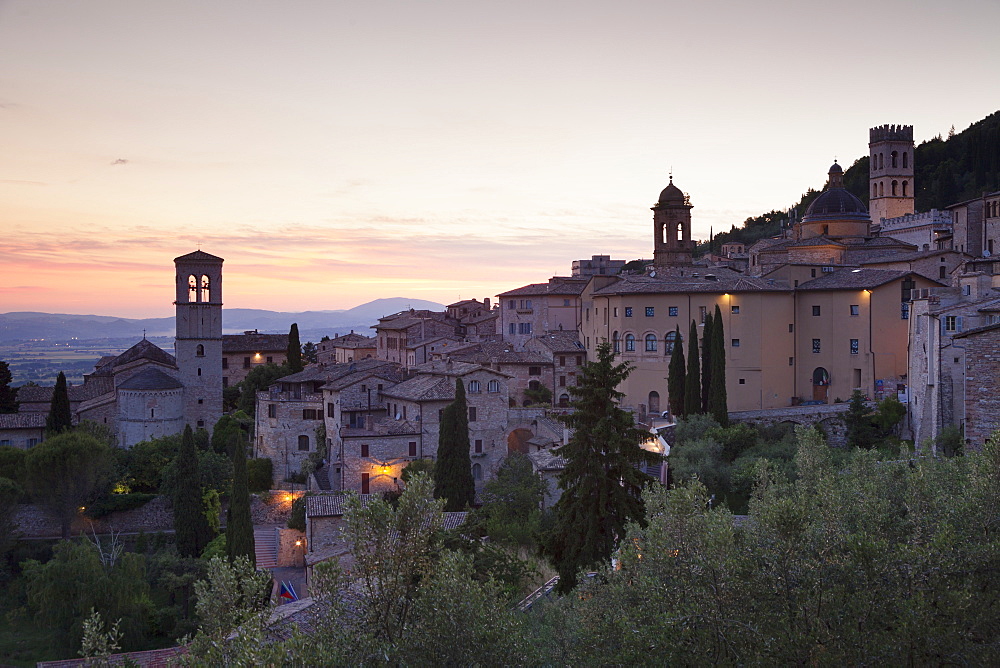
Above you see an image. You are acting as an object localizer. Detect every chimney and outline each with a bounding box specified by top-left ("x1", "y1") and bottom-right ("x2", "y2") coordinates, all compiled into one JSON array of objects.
[
  {"x1": 563, "y1": 428, "x2": 570, "y2": 446},
  {"x1": 484, "y1": 297, "x2": 491, "y2": 309}
]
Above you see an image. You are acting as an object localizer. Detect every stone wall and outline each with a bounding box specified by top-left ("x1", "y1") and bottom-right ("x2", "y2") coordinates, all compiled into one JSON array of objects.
[
  {"x1": 277, "y1": 528, "x2": 306, "y2": 567},
  {"x1": 730, "y1": 404, "x2": 851, "y2": 447},
  {"x1": 958, "y1": 327, "x2": 1000, "y2": 448}
]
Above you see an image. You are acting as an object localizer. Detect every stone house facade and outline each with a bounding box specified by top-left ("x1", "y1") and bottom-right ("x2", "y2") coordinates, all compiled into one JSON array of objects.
[
  {"x1": 497, "y1": 277, "x2": 588, "y2": 350},
  {"x1": 373, "y1": 310, "x2": 461, "y2": 366},
  {"x1": 315, "y1": 332, "x2": 376, "y2": 365},
  {"x1": 525, "y1": 331, "x2": 587, "y2": 408},
  {"x1": 222, "y1": 331, "x2": 289, "y2": 388},
  {"x1": 952, "y1": 323, "x2": 1000, "y2": 448},
  {"x1": 0, "y1": 412, "x2": 46, "y2": 449},
  {"x1": 330, "y1": 360, "x2": 511, "y2": 496}
]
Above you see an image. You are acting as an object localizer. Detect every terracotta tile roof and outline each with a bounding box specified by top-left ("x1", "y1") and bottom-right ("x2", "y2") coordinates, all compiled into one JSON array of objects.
[
  {"x1": 499, "y1": 277, "x2": 589, "y2": 298},
  {"x1": 860, "y1": 248, "x2": 969, "y2": 264},
  {"x1": 953, "y1": 322, "x2": 1000, "y2": 339},
  {"x1": 795, "y1": 268, "x2": 916, "y2": 290},
  {"x1": 341, "y1": 416, "x2": 421, "y2": 438},
  {"x1": 329, "y1": 332, "x2": 375, "y2": 348},
  {"x1": 528, "y1": 448, "x2": 566, "y2": 471},
  {"x1": 112, "y1": 339, "x2": 177, "y2": 368},
  {"x1": 530, "y1": 331, "x2": 585, "y2": 353},
  {"x1": 117, "y1": 367, "x2": 183, "y2": 390},
  {"x1": 38, "y1": 645, "x2": 187, "y2": 667},
  {"x1": 0, "y1": 412, "x2": 47, "y2": 429},
  {"x1": 222, "y1": 332, "x2": 288, "y2": 353},
  {"x1": 306, "y1": 493, "x2": 373, "y2": 518},
  {"x1": 784, "y1": 236, "x2": 846, "y2": 248},
  {"x1": 591, "y1": 272, "x2": 784, "y2": 296},
  {"x1": 453, "y1": 342, "x2": 549, "y2": 365},
  {"x1": 381, "y1": 375, "x2": 456, "y2": 402},
  {"x1": 174, "y1": 249, "x2": 223, "y2": 263},
  {"x1": 375, "y1": 310, "x2": 458, "y2": 331},
  {"x1": 276, "y1": 359, "x2": 397, "y2": 386},
  {"x1": 322, "y1": 366, "x2": 406, "y2": 392},
  {"x1": 16, "y1": 384, "x2": 90, "y2": 404},
  {"x1": 860, "y1": 236, "x2": 916, "y2": 248}
]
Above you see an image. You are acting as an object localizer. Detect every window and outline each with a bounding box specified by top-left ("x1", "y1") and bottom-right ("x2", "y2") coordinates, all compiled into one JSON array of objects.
[
  {"x1": 472, "y1": 463, "x2": 482, "y2": 481},
  {"x1": 900, "y1": 302, "x2": 909, "y2": 319},
  {"x1": 150, "y1": 408, "x2": 155, "y2": 418},
  {"x1": 361, "y1": 473, "x2": 370, "y2": 494},
  {"x1": 563, "y1": 299, "x2": 570, "y2": 307},
  {"x1": 850, "y1": 304, "x2": 860, "y2": 316},
  {"x1": 613, "y1": 308, "x2": 618, "y2": 317},
  {"x1": 576, "y1": 355, "x2": 582, "y2": 365},
  {"x1": 731, "y1": 305, "x2": 739, "y2": 314},
  {"x1": 945, "y1": 316, "x2": 958, "y2": 332},
  {"x1": 509, "y1": 323, "x2": 516, "y2": 335},
  {"x1": 850, "y1": 339, "x2": 859, "y2": 355},
  {"x1": 812, "y1": 338, "x2": 821, "y2": 353},
  {"x1": 665, "y1": 330, "x2": 678, "y2": 354},
  {"x1": 361, "y1": 444, "x2": 369, "y2": 457},
  {"x1": 812, "y1": 305, "x2": 821, "y2": 316},
  {"x1": 468, "y1": 380, "x2": 481, "y2": 393},
  {"x1": 789, "y1": 323, "x2": 794, "y2": 333},
  {"x1": 267, "y1": 356, "x2": 273, "y2": 364},
  {"x1": 469, "y1": 406, "x2": 477, "y2": 422},
  {"x1": 625, "y1": 334, "x2": 635, "y2": 352},
  {"x1": 739, "y1": 378, "x2": 745, "y2": 384},
  {"x1": 559, "y1": 393, "x2": 570, "y2": 407},
  {"x1": 327, "y1": 403, "x2": 335, "y2": 418},
  {"x1": 559, "y1": 375, "x2": 566, "y2": 386},
  {"x1": 196, "y1": 344, "x2": 204, "y2": 357},
  {"x1": 474, "y1": 439, "x2": 483, "y2": 454},
  {"x1": 811, "y1": 268, "x2": 816, "y2": 278},
  {"x1": 612, "y1": 331, "x2": 621, "y2": 353},
  {"x1": 222, "y1": 377, "x2": 228, "y2": 388},
  {"x1": 508, "y1": 300, "x2": 515, "y2": 309},
  {"x1": 409, "y1": 441, "x2": 417, "y2": 456},
  {"x1": 487, "y1": 380, "x2": 500, "y2": 393},
  {"x1": 268, "y1": 404, "x2": 277, "y2": 418},
  {"x1": 645, "y1": 334, "x2": 657, "y2": 352},
  {"x1": 243, "y1": 357, "x2": 251, "y2": 369},
  {"x1": 518, "y1": 322, "x2": 532, "y2": 335},
  {"x1": 222, "y1": 358, "x2": 229, "y2": 369},
  {"x1": 645, "y1": 307, "x2": 655, "y2": 317},
  {"x1": 940, "y1": 266, "x2": 947, "y2": 279},
  {"x1": 732, "y1": 339, "x2": 740, "y2": 347},
  {"x1": 624, "y1": 307, "x2": 633, "y2": 317},
  {"x1": 298, "y1": 435, "x2": 310, "y2": 451},
  {"x1": 699, "y1": 306, "x2": 707, "y2": 322},
  {"x1": 668, "y1": 306, "x2": 678, "y2": 317},
  {"x1": 789, "y1": 357, "x2": 794, "y2": 366},
  {"x1": 197, "y1": 367, "x2": 202, "y2": 377},
  {"x1": 27, "y1": 438, "x2": 38, "y2": 447}
]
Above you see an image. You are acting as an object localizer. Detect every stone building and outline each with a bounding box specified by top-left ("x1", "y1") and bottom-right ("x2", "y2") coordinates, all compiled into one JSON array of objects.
[
  {"x1": 330, "y1": 360, "x2": 511, "y2": 496},
  {"x1": 497, "y1": 277, "x2": 588, "y2": 349},
  {"x1": 315, "y1": 332, "x2": 376, "y2": 365},
  {"x1": 14, "y1": 250, "x2": 227, "y2": 448},
  {"x1": 222, "y1": 331, "x2": 289, "y2": 388},
  {"x1": 571, "y1": 255, "x2": 627, "y2": 277},
  {"x1": 580, "y1": 170, "x2": 942, "y2": 416},
  {"x1": 952, "y1": 323, "x2": 1000, "y2": 448},
  {"x1": 255, "y1": 358, "x2": 402, "y2": 484},
  {"x1": 869, "y1": 124, "x2": 916, "y2": 224},
  {"x1": 0, "y1": 412, "x2": 45, "y2": 449},
  {"x1": 373, "y1": 310, "x2": 461, "y2": 366},
  {"x1": 524, "y1": 331, "x2": 587, "y2": 408}
]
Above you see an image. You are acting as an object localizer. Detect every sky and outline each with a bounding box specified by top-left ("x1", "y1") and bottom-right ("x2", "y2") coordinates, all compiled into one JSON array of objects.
[{"x1": 2, "y1": 0, "x2": 998, "y2": 318}]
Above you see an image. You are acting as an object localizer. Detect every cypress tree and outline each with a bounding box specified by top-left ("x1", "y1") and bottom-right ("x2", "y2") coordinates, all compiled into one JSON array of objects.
[
  {"x1": 701, "y1": 310, "x2": 714, "y2": 413},
  {"x1": 46, "y1": 371, "x2": 73, "y2": 434},
  {"x1": 433, "y1": 378, "x2": 475, "y2": 511},
  {"x1": 545, "y1": 342, "x2": 660, "y2": 592},
  {"x1": 667, "y1": 326, "x2": 685, "y2": 418},
  {"x1": 684, "y1": 320, "x2": 700, "y2": 416},
  {"x1": 226, "y1": 433, "x2": 255, "y2": 566},
  {"x1": 286, "y1": 323, "x2": 303, "y2": 373},
  {"x1": 709, "y1": 304, "x2": 729, "y2": 426},
  {"x1": 0, "y1": 361, "x2": 18, "y2": 414},
  {"x1": 174, "y1": 425, "x2": 212, "y2": 557}
]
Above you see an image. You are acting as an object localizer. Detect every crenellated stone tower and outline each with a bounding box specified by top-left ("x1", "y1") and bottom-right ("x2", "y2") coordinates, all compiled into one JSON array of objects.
[
  {"x1": 174, "y1": 250, "x2": 224, "y2": 433},
  {"x1": 869, "y1": 124, "x2": 915, "y2": 223},
  {"x1": 652, "y1": 177, "x2": 695, "y2": 268}
]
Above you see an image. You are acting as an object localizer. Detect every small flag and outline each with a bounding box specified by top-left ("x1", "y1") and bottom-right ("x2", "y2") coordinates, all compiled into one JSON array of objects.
[{"x1": 279, "y1": 581, "x2": 298, "y2": 602}]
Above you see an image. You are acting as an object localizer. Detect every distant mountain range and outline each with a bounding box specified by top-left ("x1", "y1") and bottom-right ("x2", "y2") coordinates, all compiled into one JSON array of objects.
[{"x1": 0, "y1": 297, "x2": 446, "y2": 343}]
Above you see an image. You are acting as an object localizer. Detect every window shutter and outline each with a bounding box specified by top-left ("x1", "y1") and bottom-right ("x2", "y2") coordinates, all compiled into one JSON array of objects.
[{"x1": 956, "y1": 316, "x2": 963, "y2": 332}]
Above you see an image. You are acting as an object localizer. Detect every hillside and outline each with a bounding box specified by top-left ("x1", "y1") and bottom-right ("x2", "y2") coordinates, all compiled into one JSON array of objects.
[{"x1": 704, "y1": 110, "x2": 1000, "y2": 251}]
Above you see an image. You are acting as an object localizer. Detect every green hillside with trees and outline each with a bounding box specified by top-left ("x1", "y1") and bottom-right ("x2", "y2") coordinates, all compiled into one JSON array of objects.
[{"x1": 702, "y1": 110, "x2": 1000, "y2": 253}]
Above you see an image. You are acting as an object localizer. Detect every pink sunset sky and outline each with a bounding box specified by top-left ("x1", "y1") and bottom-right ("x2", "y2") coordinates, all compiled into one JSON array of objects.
[{"x1": 2, "y1": 0, "x2": 997, "y2": 318}]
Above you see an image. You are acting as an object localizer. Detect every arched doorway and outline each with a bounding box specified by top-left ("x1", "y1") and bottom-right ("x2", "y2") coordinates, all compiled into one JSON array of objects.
[
  {"x1": 648, "y1": 391, "x2": 660, "y2": 415},
  {"x1": 812, "y1": 367, "x2": 830, "y2": 403},
  {"x1": 507, "y1": 428, "x2": 533, "y2": 454}
]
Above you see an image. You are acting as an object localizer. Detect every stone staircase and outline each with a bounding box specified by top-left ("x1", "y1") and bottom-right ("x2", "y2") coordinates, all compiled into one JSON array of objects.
[{"x1": 254, "y1": 526, "x2": 278, "y2": 569}]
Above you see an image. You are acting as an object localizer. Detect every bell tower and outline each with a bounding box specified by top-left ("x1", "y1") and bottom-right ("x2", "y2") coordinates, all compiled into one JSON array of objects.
[
  {"x1": 174, "y1": 250, "x2": 224, "y2": 434},
  {"x1": 652, "y1": 177, "x2": 695, "y2": 268},
  {"x1": 869, "y1": 124, "x2": 915, "y2": 223}
]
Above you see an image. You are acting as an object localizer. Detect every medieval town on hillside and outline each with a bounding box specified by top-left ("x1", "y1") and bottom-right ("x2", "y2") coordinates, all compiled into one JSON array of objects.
[{"x1": 3, "y1": 122, "x2": 1000, "y2": 662}]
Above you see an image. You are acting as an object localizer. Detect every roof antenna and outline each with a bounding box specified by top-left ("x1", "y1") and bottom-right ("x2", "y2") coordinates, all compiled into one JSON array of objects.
[
  {"x1": 142, "y1": 329, "x2": 147, "y2": 340},
  {"x1": 669, "y1": 166, "x2": 673, "y2": 183}
]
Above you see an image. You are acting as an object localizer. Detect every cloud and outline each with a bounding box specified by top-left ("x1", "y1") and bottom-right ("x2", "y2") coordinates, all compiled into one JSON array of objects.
[
  {"x1": 110, "y1": 158, "x2": 129, "y2": 166},
  {"x1": 0, "y1": 179, "x2": 45, "y2": 186}
]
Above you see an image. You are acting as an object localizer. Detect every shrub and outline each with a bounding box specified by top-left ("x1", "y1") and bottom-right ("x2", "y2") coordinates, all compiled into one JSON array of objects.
[
  {"x1": 84, "y1": 493, "x2": 156, "y2": 519},
  {"x1": 247, "y1": 458, "x2": 273, "y2": 494}
]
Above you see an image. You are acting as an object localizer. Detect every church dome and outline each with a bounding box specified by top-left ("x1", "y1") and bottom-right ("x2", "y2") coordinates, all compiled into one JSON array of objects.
[
  {"x1": 803, "y1": 162, "x2": 868, "y2": 221},
  {"x1": 657, "y1": 177, "x2": 685, "y2": 205}
]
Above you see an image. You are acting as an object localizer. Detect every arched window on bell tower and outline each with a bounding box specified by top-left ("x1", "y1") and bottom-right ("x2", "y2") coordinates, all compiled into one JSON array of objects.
[
  {"x1": 188, "y1": 275, "x2": 197, "y2": 302},
  {"x1": 200, "y1": 275, "x2": 211, "y2": 302}
]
